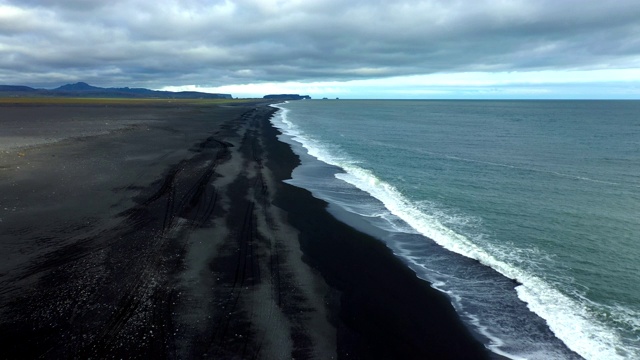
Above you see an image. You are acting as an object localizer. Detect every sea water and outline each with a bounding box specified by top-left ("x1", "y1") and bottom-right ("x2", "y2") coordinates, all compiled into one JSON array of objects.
[{"x1": 270, "y1": 100, "x2": 640, "y2": 360}]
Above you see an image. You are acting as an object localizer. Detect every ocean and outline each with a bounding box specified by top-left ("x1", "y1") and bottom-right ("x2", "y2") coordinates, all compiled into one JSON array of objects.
[{"x1": 269, "y1": 100, "x2": 640, "y2": 360}]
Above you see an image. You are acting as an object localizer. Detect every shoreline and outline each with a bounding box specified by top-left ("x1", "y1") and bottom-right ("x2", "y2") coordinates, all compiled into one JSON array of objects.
[
  {"x1": 261, "y1": 112, "x2": 492, "y2": 359},
  {"x1": 268, "y1": 100, "x2": 594, "y2": 360},
  {"x1": 0, "y1": 101, "x2": 491, "y2": 358}
]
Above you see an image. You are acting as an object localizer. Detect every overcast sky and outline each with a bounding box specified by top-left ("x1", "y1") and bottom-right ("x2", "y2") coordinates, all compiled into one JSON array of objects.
[{"x1": 2, "y1": 0, "x2": 640, "y2": 98}]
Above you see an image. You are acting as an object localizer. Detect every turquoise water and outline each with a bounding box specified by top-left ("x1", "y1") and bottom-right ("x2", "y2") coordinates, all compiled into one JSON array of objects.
[{"x1": 271, "y1": 100, "x2": 640, "y2": 360}]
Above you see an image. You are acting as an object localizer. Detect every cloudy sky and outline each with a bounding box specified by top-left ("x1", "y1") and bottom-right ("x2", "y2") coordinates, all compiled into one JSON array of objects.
[{"x1": 2, "y1": 0, "x2": 640, "y2": 98}]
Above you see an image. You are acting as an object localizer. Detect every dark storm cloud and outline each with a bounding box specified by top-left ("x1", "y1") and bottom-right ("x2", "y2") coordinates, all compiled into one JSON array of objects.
[{"x1": 1, "y1": 0, "x2": 640, "y2": 88}]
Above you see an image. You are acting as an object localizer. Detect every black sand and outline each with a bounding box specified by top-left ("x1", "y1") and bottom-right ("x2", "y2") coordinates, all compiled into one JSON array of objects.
[{"x1": 0, "y1": 101, "x2": 491, "y2": 359}]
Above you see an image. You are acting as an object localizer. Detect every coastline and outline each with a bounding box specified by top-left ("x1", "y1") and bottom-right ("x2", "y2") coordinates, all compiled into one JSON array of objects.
[
  {"x1": 261, "y1": 113, "x2": 492, "y2": 359},
  {"x1": 0, "y1": 101, "x2": 490, "y2": 358}
]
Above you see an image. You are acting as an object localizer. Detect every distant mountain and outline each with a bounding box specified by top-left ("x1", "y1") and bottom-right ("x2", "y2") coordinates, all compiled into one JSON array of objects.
[
  {"x1": 0, "y1": 82, "x2": 233, "y2": 99},
  {"x1": 263, "y1": 94, "x2": 311, "y2": 100},
  {"x1": 54, "y1": 82, "x2": 102, "y2": 91},
  {"x1": 0, "y1": 85, "x2": 38, "y2": 92}
]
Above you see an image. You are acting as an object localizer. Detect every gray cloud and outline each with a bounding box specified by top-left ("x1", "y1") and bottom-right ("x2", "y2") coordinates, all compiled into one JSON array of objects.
[{"x1": 1, "y1": 0, "x2": 640, "y2": 88}]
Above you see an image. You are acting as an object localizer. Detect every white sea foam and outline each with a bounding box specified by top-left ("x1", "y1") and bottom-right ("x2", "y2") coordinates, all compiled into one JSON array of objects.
[
  {"x1": 269, "y1": 104, "x2": 636, "y2": 360},
  {"x1": 339, "y1": 171, "x2": 634, "y2": 360}
]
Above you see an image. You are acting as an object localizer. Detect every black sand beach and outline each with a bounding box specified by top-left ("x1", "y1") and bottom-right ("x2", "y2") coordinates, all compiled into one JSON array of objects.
[{"x1": 0, "y1": 100, "x2": 490, "y2": 359}]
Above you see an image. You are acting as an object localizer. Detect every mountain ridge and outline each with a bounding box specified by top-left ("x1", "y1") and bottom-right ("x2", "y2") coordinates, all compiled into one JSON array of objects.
[{"x1": 0, "y1": 82, "x2": 233, "y2": 99}]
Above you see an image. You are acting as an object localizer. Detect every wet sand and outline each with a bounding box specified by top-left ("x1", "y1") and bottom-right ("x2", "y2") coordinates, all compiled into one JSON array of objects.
[{"x1": 0, "y1": 101, "x2": 490, "y2": 359}]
